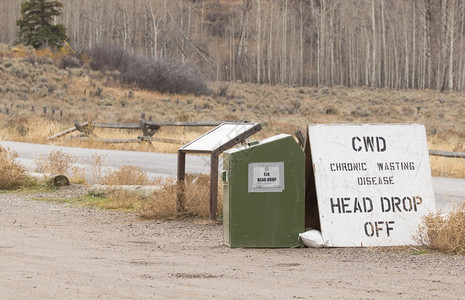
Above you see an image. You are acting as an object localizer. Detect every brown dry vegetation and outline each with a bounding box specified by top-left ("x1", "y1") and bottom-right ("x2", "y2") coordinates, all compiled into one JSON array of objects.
[
  {"x1": 137, "y1": 174, "x2": 221, "y2": 219},
  {"x1": 102, "y1": 166, "x2": 150, "y2": 186},
  {"x1": 34, "y1": 149, "x2": 76, "y2": 174},
  {"x1": 416, "y1": 204, "x2": 465, "y2": 255},
  {"x1": 0, "y1": 44, "x2": 464, "y2": 177},
  {"x1": 0, "y1": 146, "x2": 28, "y2": 189},
  {"x1": 99, "y1": 173, "x2": 219, "y2": 219}
]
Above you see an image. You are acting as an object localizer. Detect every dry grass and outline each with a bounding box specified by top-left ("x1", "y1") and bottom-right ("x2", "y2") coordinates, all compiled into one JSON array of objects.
[
  {"x1": 430, "y1": 157, "x2": 465, "y2": 178},
  {"x1": 34, "y1": 150, "x2": 107, "y2": 184},
  {"x1": 84, "y1": 153, "x2": 107, "y2": 184},
  {"x1": 428, "y1": 138, "x2": 465, "y2": 178},
  {"x1": 0, "y1": 146, "x2": 28, "y2": 189},
  {"x1": 0, "y1": 116, "x2": 61, "y2": 143},
  {"x1": 96, "y1": 169, "x2": 219, "y2": 219},
  {"x1": 103, "y1": 166, "x2": 150, "y2": 185},
  {"x1": 136, "y1": 174, "x2": 221, "y2": 219},
  {"x1": 136, "y1": 177, "x2": 178, "y2": 219},
  {"x1": 416, "y1": 204, "x2": 465, "y2": 255},
  {"x1": 34, "y1": 150, "x2": 76, "y2": 174},
  {"x1": 98, "y1": 190, "x2": 145, "y2": 211}
]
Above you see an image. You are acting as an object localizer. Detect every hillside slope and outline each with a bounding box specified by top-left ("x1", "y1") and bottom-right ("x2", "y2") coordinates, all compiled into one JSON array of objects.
[{"x1": 0, "y1": 44, "x2": 464, "y2": 178}]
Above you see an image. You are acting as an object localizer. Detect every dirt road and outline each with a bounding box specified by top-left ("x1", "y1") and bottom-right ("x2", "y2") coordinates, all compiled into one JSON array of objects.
[{"x1": 1, "y1": 186, "x2": 464, "y2": 299}]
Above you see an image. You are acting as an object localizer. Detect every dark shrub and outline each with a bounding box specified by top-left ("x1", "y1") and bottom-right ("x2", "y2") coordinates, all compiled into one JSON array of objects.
[
  {"x1": 60, "y1": 55, "x2": 81, "y2": 69},
  {"x1": 86, "y1": 45, "x2": 130, "y2": 73},
  {"x1": 85, "y1": 45, "x2": 209, "y2": 95}
]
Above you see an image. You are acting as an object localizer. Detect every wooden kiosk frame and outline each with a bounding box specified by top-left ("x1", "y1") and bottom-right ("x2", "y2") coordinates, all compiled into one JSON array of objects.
[{"x1": 177, "y1": 123, "x2": 262, "y2": 220}]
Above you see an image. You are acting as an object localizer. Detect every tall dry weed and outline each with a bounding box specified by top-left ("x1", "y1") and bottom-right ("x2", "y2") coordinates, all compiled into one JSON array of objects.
[
  {"x1": 137, "y1": 177, "x2": 178, "y2": 219},
  {"x1": 35, "y1": 150, "x2": 76, "y2": 174},
  {"x1": 85, "y1": 153, "x2": 106, "y2": 184},
  {"x1": 0, "y1": 146, "x2": 28, "y2": 189},
  {"x1": 136, "y1": 174, "x2": 221, "y2": 219},
  {"x1": 415, "y1": 204, "x2": 465, "y2": 255},
  {"x1": 184, "y1": 174, "x2": 217, "y2": 218},
  {"x1": 69, "y1": 165, "x2": 86, "y2": 184},
  {"x1": 103, "y1": 165, "x2": 149, "y2": 185}
]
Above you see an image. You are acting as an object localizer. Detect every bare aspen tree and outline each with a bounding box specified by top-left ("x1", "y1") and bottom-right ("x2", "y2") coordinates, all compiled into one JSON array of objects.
[
  {"x1": 267, "y1": 0, "x2": 273, "y2": 84},
  {"x1": 236, "y1": 0, "x2": 252, "y2": 82},
  {"x1": 412, "y1": 1, "x2": 416, "y2": 89},
  {"x1": 299, "y1": 0, "x2": 304, "y2": 86},
  {"x1": 448, "y1": 0, "x2": 455, "y2": 91},
  {"x1": 381, "y1": 0, "x2": 387, "y2": 87},
  {"x1": 256, "y1": 0, "x2": 261, "y2": 84},
  {"x1": 371, "y1": 0, "x2": 376, "y2": 87},
  {"x1": 1, "y1": 0, "x2": 465, "y2": 90},
  {"x1": 403, "y1": 5, "x2": 409, "y2": 89},
  {"x1": 459, "y1": 4, "x2": 465, "y2": 91},
  {"x1": 317, "y1": 0, "x2": 325, "y2": 86}
]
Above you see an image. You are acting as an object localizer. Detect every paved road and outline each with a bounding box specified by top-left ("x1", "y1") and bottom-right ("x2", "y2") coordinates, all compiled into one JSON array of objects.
[
  {"x1": 1, "y1": 141, "x2": 464, "y2": 212},
  {"x1": 0, "y1": 140, "x2": 211, "y2": 179}
]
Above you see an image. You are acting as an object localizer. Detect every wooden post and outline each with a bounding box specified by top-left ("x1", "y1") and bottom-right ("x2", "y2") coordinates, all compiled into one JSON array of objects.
[
  {"x1": 74, "y1": 122, "x2": 85, "y2": 133},
  {"x1": 43, "y1": 106, "x2": 47, "y2": 114},
  {"x1": 176, "y1": 150, "x2": 186, "y2": 212},
  {"x1": 295, "y1": 130, "x2": 305, "y2": 148},
  {"x1": 139, "y1": 118, "x2": 150, "y2": 137},
  {"x1": 209, "y1": 152, "x2": 219, "y2": 220}
]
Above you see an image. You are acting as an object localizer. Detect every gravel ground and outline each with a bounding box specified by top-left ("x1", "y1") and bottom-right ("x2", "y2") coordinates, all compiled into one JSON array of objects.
[{"x1": 1, "y1": 185, "x2": 464, "y2": 299}]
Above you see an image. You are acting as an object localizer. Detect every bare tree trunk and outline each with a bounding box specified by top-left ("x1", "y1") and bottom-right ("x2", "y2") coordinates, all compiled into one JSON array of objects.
[
  {"x1": 318, "y1": 0, "x2": 325, "y2": 86},
  {"x1": 236, "y1": 0, "x2": 252, "y2": 82},
  {"x1": 149, "y1": 3, "x2": 160, "y2": 58},
  {"x1": 381, "y1": 0, "x2": 387, "y2": 88},
  {"x1": 281, "y1": 0, "x2": 288, "y2": 84},
  {"x1": 460, "y1": 5, "x2": 465, "y2": 91},
  {"x1": 371, "y1": 0, "x2": 376, "y2": 87},
  {"x1": 412, "y1": 2, "x2": 416, "y2": 89},
  {"x1": 448, "y1": 0, "x2": 455, "y2": 91},
  {"x1": 404, "y1": 10, "x2": 409, "y2": 89},
  {"x1": 364, "y1": 26, "x2": 370, "y2": 87},
  {"x1": 425, "y1": 1, "x2": 432, "y2": 89},
  {"x1": 267, "y1": 0, "x2": 273, "y2": 84},
  {"x1": 299, "y1": 0, "x2": 304, "y2": 86},
  {"x1": 439, "y1": 0, "x2": 448, "y2": 90},
  {"x1": 256, "y1": 0, "x2": 261, "y2": 84}
]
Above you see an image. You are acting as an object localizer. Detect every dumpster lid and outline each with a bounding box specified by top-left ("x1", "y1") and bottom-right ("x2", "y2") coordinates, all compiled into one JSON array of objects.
[{"x1": 225, "y1": 133, "x2": 291, "y2": 154}]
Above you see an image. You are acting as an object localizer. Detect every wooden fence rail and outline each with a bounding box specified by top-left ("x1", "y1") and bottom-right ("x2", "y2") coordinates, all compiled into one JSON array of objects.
[
  {"x1": 428, "y1": 150, "x2": 465, "y2": 159},
  {"x1": 48, "y1": 119, "x2": 242, "y2": 144}
]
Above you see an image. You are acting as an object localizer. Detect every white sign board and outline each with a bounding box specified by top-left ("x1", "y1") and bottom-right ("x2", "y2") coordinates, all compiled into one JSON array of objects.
[
  {"x1": 181, "y1": 123, "x2": 259, "y2": 152},
  {"x1": 248, "y1": 162, "x2": 285, "y2": 193},
  {"x1": 308, "y1": 124, "x2": 436, "y2": 247}
]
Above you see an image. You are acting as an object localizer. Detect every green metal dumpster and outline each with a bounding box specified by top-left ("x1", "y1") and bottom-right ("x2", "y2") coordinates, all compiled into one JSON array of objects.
[{"x1": 222, "y1": 134, "x2": 305, "y2": 248}]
